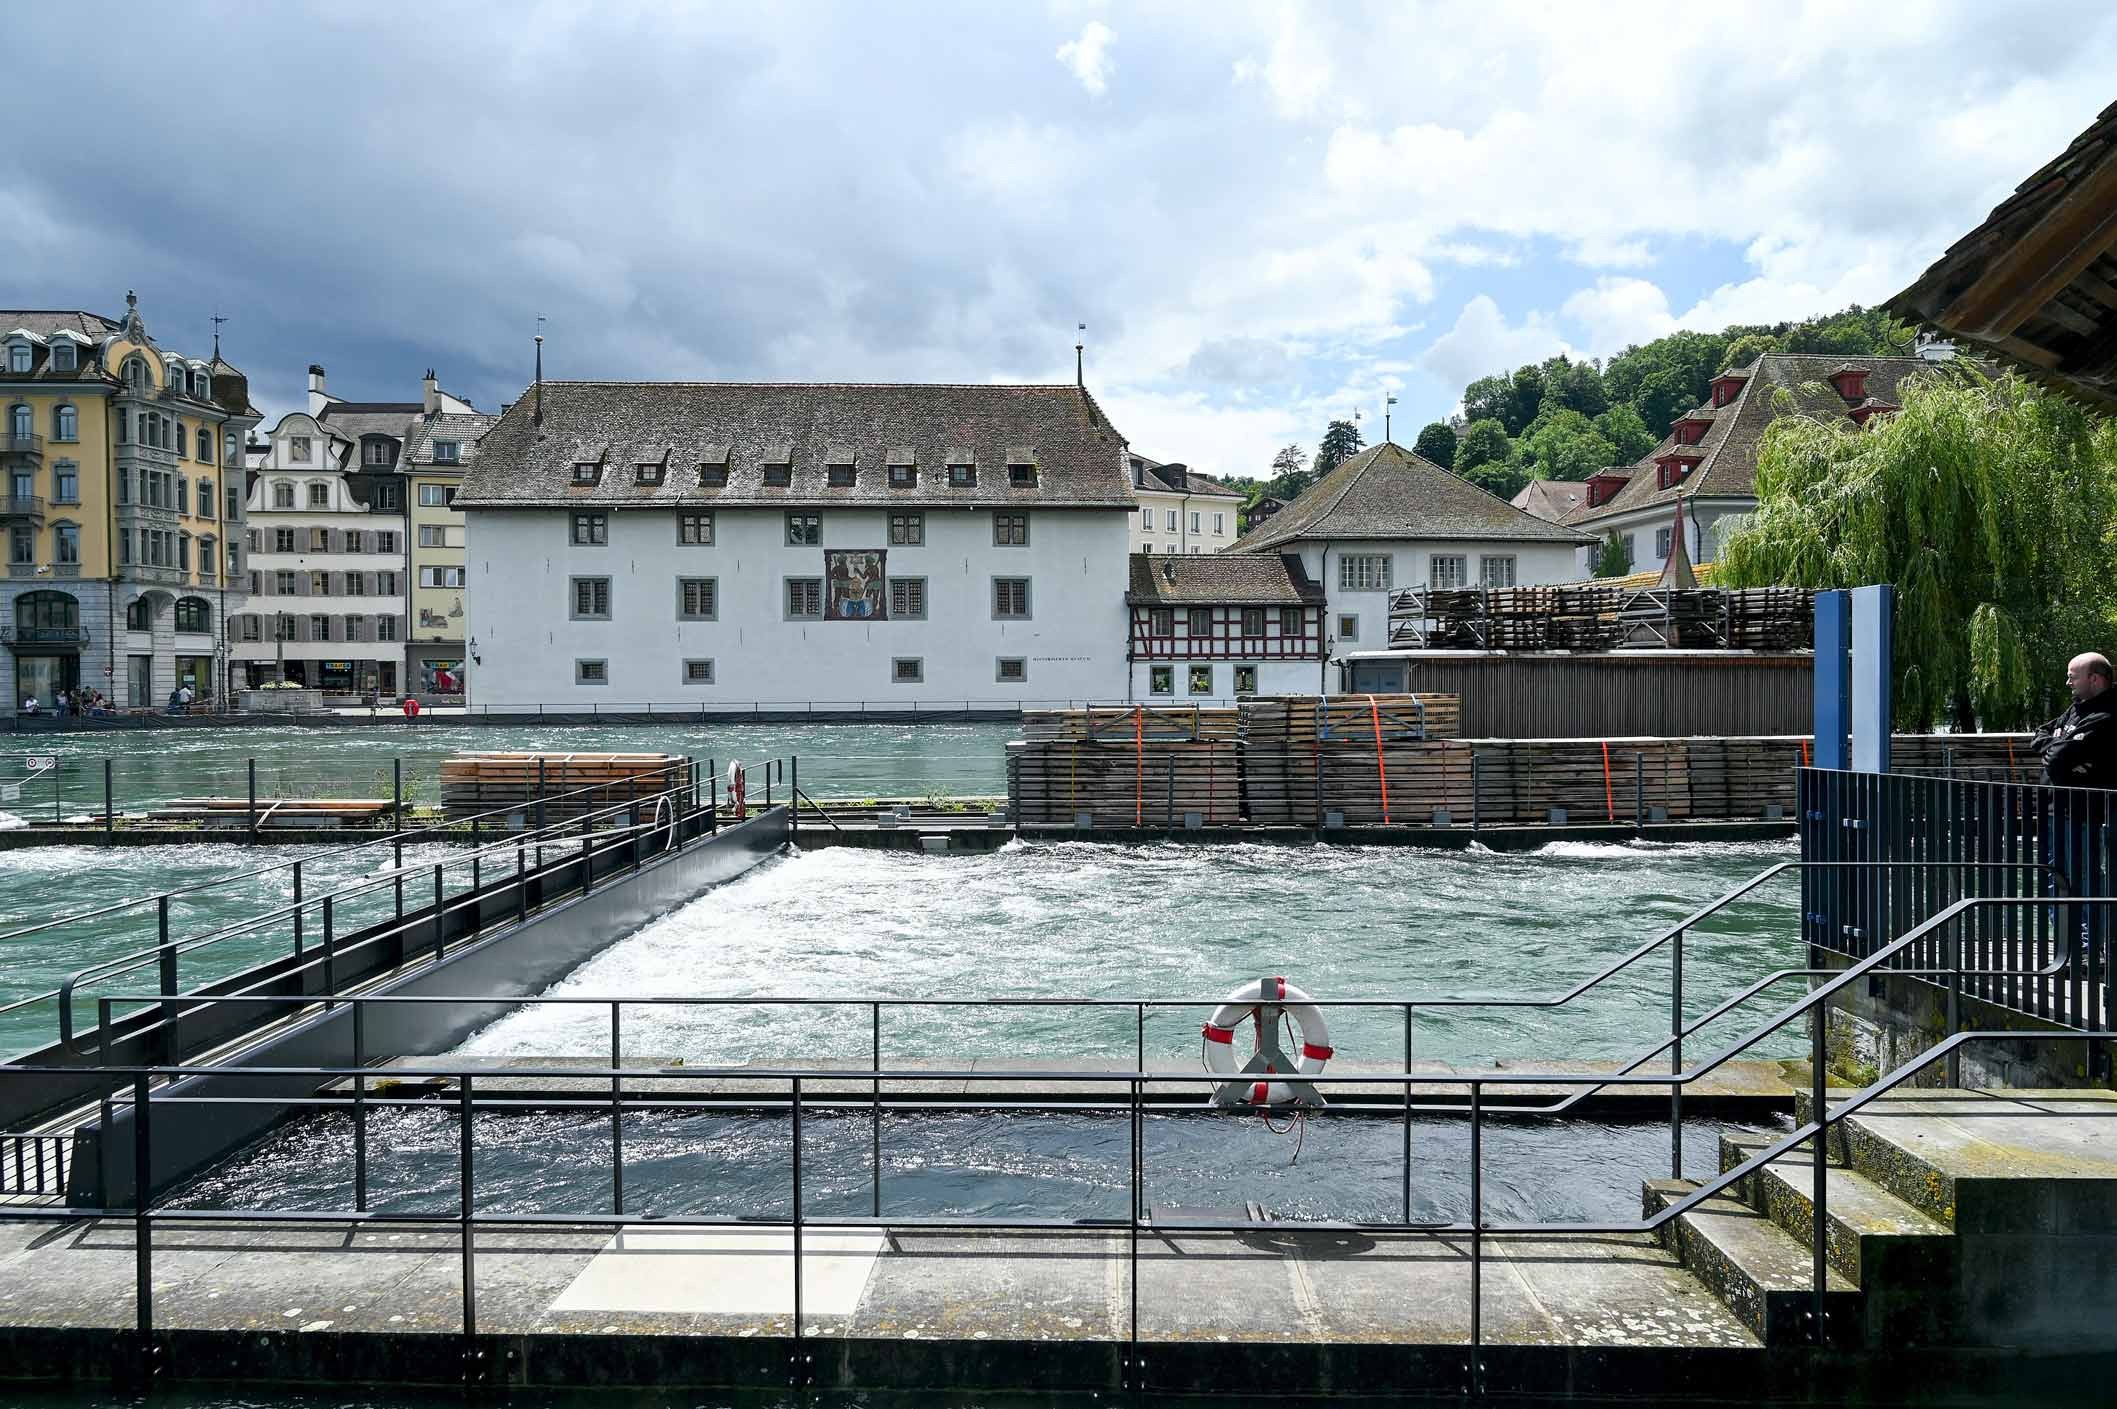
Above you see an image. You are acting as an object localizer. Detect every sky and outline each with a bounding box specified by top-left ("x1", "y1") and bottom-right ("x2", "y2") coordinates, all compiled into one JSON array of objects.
[{"x1": 5, "y1": 2, "x2": 2114, "y2": 482}]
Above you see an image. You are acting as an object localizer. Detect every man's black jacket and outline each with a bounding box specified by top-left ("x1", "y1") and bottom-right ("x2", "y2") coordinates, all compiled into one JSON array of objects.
[{"x1": 2032, "y1": 691, "x2": 2117, "y2": 789}]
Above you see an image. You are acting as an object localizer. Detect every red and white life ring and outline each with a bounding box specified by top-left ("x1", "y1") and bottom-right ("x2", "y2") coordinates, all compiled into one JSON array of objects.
[
  {"x1": 728, "y1": 761, "x2": 747, "y2": 816},
  {"x1": 1202, "y1": 976, "x2": 1332, "y2": 1107}
]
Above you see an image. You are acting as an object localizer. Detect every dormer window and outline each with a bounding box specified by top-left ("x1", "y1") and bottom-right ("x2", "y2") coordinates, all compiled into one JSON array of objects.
[
  {"x1": 50, "y1": 342, "x2": 75, "y2": 373},
  {"x1": 167, "y1": 362, "x2": 182, "y2": 390},
  {"x1": 433, "y1": 440, "x2": 460, "y2": 464},
  {"x1": 1709, "y1": 371, "x2": 1748, "y2": 408},
  {"x1": 1672, "y1": 409, "x2": 1711, "y2": 446},
  {"x1": 698, "y1": 461, "x2": 728, "y2": 487},
  {"x1": 289, "y1": 435, "x2": 312, "y2": 462},
  {"x1": 571, "y1": 462, "x2": 602, "y2": 485},
  {"x1": 761, "y1": 445, "x2": 793, "y2": 487},
  {"x1": 825, "y1": 454, "x2": 857, "y2": 488},
  {"x1": 948, "y1": 464, "x2": 976, "y2": 487},
  {"x1": 635, "y1": 461, "x2": 665, "y2": 486},
  {"x1": 7, "y1": 342, "x2": 31, "y2": 374},
  {"x1": 1655, "y1": 455, "x2": 1700, "y2": 492},
  {"x1": 1828, "y1": 365, "x2": 1870, "y2": 403},
  {"x1": 1848, "y1": 398, "x2": 1900, "y2": 428},
  {"x1": 889, "y1": 462, "x2": 916, "y2": 487},
  {"x1": 1005, "y1": 448, "x2": 1038, "y2": 487},
  {"x1": 1584, "y1": 472, "x2": 1629, "y2": 509}
]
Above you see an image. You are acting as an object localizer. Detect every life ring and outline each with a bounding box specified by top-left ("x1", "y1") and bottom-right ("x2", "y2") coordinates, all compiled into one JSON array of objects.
[
  {"x1": 1202, "y1": 976, "x2": 1332, "y2": 1107},
  {"x1": 728, "y1": 761, "x2": 747, "y2": 817}
]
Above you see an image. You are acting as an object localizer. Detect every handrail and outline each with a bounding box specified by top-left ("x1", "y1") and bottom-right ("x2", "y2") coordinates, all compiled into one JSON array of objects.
[{"x1": 792, "y1": 785, "x2": 845, "y2": 834}]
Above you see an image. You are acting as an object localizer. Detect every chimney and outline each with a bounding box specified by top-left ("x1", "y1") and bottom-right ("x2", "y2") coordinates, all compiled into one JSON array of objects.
[
  {"x1": 306, "y1": 364, "x2": 328, "y2": 416},
  {"x1": 422, "y1": 368, "x2": 440, "y2": 417}
]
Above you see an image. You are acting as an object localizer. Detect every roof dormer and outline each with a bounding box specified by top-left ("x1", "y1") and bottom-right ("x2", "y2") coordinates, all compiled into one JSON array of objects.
[
  {"x1": 1654, "y1": 444, "x2": 1705, "y2": 491},
  {"x1": 1828, "y1": 363, "x2": 1870, "y2": 403},
  {"x1": 1847, "y1": 396, "x2": 1900, "y2": 428},
  {"x1": 1672, "y1": 406, "x2": 1714, "y2": 446},
  {"x1": 1584, "y1": 470, "x2": 1631, "y2": 509},
  {"x1": 1709, "y1": 368, "x2": 1750, "y2": 408}
]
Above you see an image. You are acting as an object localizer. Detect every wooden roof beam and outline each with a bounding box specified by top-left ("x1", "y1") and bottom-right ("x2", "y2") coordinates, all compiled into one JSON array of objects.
[{"x1": 1944, "y1": 158, "x2": 2117, "y2": 340}]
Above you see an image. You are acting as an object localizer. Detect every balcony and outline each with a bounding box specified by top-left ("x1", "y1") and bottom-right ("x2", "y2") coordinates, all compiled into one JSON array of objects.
[
  {"x1": 127, "y1": 564, "x2": 188, "y2": 586},
  {"x1": 0, "y1": 623, "x2": 89, "y2": 648},
  {"x1": 1, "y1": 433, "x2": 43, "y2": 461},
  {"x1": 1, "y1": 494, "x2": 44, "y2": 520},
  {"x1": 118, "y1": 502, "x2": 180, "y2": 530}
]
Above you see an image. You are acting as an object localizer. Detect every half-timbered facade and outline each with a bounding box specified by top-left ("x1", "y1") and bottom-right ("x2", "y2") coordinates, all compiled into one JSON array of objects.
[{"x1": 1124, "y1": 552, "x2": 1327, "y2": 701}]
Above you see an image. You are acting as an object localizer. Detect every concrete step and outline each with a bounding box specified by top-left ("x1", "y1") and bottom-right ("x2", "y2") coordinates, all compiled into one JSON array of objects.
[{"x1": 1644, "y1": 1178, "x2": 1858, "y2": 1348}]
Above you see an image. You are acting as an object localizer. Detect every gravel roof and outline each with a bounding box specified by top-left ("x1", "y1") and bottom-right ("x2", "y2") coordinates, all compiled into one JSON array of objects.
[
  {"x1": 1125, "y1": 552, "x2": 1324, "y2": 605},
  {"x1": 457, "y1": 381, "x2": 1132, "y2": 509},
  {"x1": 1230, "y1": 441, "x2": 1593, "y2": 551}
]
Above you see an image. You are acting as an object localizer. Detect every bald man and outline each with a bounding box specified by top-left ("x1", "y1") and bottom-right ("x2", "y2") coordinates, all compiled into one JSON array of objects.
[{"x1": 2032, "y1": 653, "x2": 2117, "y2": 788}]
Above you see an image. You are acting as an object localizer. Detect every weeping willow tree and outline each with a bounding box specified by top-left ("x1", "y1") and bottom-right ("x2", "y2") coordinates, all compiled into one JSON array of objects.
[{"x1": 1718, "y1": 369, "x2": 2117, "y2": 730}]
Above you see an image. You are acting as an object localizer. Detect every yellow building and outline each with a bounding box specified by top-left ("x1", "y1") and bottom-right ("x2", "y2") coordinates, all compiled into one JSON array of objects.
[
  {"x1": 400, "y1": 379, "x2": 493, "y2": 699},
  {"x1": 1, "y1": 294, "x2": 259, "y2": 713}
]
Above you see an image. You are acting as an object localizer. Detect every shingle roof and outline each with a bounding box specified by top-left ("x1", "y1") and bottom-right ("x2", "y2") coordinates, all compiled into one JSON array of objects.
[
  {"x1": 0, "y1": 310, "x2": 122, "y2": 342},
  {"x1": 1131, "y1": 452, "x2": 1244, "y2": 500},
  {"x1": 1563, "y1": 353, "x2": 1968, "y2": 527},
  {"x1": 1125, "y1": 552, "x2": 1324, "y2": 605},
  {"x1": 1230, "y1": 442, "x2": 1593, "y2": 551},
  {"x1": 1511, "y1": 479, "x2": 1590, "y2": 523},
  {"x1": 457, "y1": 382, "x2": 1132, "y2": 508},
  {"x1": 402, "y1": 411, "x2": 500, "y2": 472}
]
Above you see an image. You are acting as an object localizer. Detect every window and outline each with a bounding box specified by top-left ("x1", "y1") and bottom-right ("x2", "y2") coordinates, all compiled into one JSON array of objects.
[
  {"x1": 1339, "y1": 554, "x2": 1392, "y2": 591},
  {"x1": 683, "y1": 658, "x2": 715, "y2": 685},
  {"x1": 1213, "y1": 513, "x2": 1226, "y2": 535},
  {"x1": 363, "y1": 440, "x2": 395, "y2": 467},
  {"x1": 344, "y1": 614, "x2": 365, "y2": 639},
  {"x1": 892, "y1": 657, "x2": 924, "y2": 684},
  {"x1": 576, "y1": 659, "x2": 607, "y2": 685},
  {"x1": 376, "y1": 531, "x2": 398, "y2": 554},
  {"x1": 698, "y1": 461, "x2": 729, "y2": 487},
  {"x1": 225, "y1": 541, "x2": 239, "y2": 575},
  {"x1": 785, "y1": 578, "x2": 823, "y2": 618},
  {"x1": 1149, "y1": 664, "x2": 1174, "y2": 696},
  {"x1": 6, "y1": 344, "x2": 29, "y2": 374},
  {"x1": 889, "y1": 512, "x2": 923, "y2": 545},
  {"x1": 309, "y1": 527, "x2": 329, "y2": 552},
  {"x1": 992, "y1": 577, "x2": 1031, "y2": 619},
  {"x1": 1280, "y1": 607, "x2": 1304, "y2": 635},
  {"x1": 377, "y1": 616, "x2": 399, "y2": 642},
  {"x1": 1428, "y1": 555, "x2": 1467, "y2": 590},
  {"x1": 126, "y1": 598, "x2": 153, "y2": 631},
  {"x1": 239, "y1": 616, "x2": 261, "y2": 642},
  {"x1": 633, "y1": 459, "x2": 665, "y2": 486},
  {"x1": 1188, "y1": 665, "x2": 1214, "y2": 696},
  {"x1": 1241, "y1": 607, "x2": 1266, "y2": 637},
  {"x1": 51, "y1": 341, "x2": 75, "y2": 373},
  {"x1": 272, "y1": 569, "x2": 294, "y2": 594},
  {"x1": 9, "y1": 525, "x2": 31, "y2": 564},
  {"x1": 996, "y1": 657, "x2": 1027, "y2": 684},
  {"x1": 309, "y1": 569, "x2": 328, "y2": 595},
  {"x1": 273, "y1": 527, "x2": 295, "y2": 552},
  {"x1": 1164, "y1": 510, "x2": 1177, "y2": 531},
  {"x1": 826, "y1": 463, "x2": 856, "y2": 488},
  {"x1": 174, "y1": 598, "x2": 209, "y2": 633},
  {"x1": 677, "y1": 577, "x2": 717, "y2": 619},
  {"x1": 223, "y1": 431, "x2": 237, "y2": 464},
  {"x1": 54, "y1": 465, "x2": 77, "y2": 503},
  {"x1": 197, "y1": 478, "x2": 213, "y2": 515},
  {"x1": 993, "y1": 513, "x2": 1029, "y2": 546},
  {"x1": 54, "y1": 523, "x2": 78, "y2": 564},
  {"x1": 52, "y1": 405, "x2": 77, "y2": 442},
  {"x1": 786, "y1": 513, "x2": 821, "y2": 546},
  {"x1": 678, "y1": 512, "x2": 714, "y2": 545},
  {"x1": 373, "y1": 483, "x2": 401, "y2": 511},
  {"x1": 227, "y1": 484, "x2": 242, "y2": 519},
  {"x1": 888, "y1": 462, "x2": 916, "y2": 488},
  {"x1": 273, "y1": 481, "x2": 295, "y2": 509},
  {"x1": 762, "y1": 462, "x2": 793, "y2": 487},
  {"x1": 1140, "y1": 507, "x2": 1152, "y2": 530},
  {"x1": 177, "y1": 536, "x2": 190, "y2": 571},
  {"x1": 310, "y1": 614, "x2": 330, "y2": 641},
  {"x1": 346, "y1": 573, "x2": 368, "y2": 596},
  {"x1": 418, "y1": 525, "x2": 446, "y2": 547},
  {"x1": 378, "y1": 571, "x2": 399, "y2": 595},
  {"x1": 570, "y1": 577, "x2": 611, "y2": 619},
  {"x1": 1337, "y1": 613, "x2": 1358, "y2": 642},
  {"x1": 570, "y1": 512, "x2": 608, "y2": 545},
  {"x1": 947, "y1": 464, "x2": 975, "y2": 487},
  {"x1": 1480, "y1": 555, "x2": 1516, "y2": 588},
  {"x1": 304, "y1": 482, "x2": 327, "y2": 509},
  {"x1": 433, "y1": 441, "x2": 460, "y2": 464},
  {"x1": 1234, "y1": 665, "x2": 1259, "y2": 694},
  {"x1": 175, "y1": 478, "x2": 189, "y2": 514},
  {"x1": 889, "y1": 577, "x2": 926, "y2": 619},
  {"x1": 1655, "y1": 527, "x2": 1673, "y2": 560},
  {"x1": 418, "y1": 566, "x2": 464, "y2": 588},
  {"x1": 1142, "y1": 544, "x2": 1155, "y2": 555},
  {"x1": 290, "y1": 435, "x2": 312, "y2": 461},
  {"x1": 1187, "y1": 607, "x2": 1212, "y2": 636},
  {"x1": 571, "y1": 462, "x2": 601, "y2": 485},
  {"x1": 1189, "y1": 511, "x2": 1201, "y2": 534},
  {"x1": 1149, "y1": 608, "x2": 1173, "y2": 636},
  {"x1": 116, "y1": 410, "x2": 128, "y2": 444},
  {"x1": 196, "y1": 428, "x2": 211, "y2": 463},
  {"x1": 418, "y1": 484, "x2": 455, "y2": 507}
]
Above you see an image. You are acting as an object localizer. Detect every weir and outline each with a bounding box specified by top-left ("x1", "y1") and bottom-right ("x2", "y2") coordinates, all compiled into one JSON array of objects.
[{"x1": 4, "y1": 742, "x2": 2117, "y2": 1398}]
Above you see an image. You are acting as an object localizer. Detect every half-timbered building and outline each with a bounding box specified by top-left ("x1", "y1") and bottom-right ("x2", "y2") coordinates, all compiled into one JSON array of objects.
[{"x1": 1124, "y1": 552, "x2": 1327, "y2": 701}]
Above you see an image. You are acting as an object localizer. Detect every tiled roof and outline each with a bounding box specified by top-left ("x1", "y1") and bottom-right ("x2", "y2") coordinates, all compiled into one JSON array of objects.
[
  {"x1": 457, "y1": 382, "x2": 1132, "y2": 509},
  {"x1": 1125, "y1": 552, "x2": 1324, "y2": 605},
  {"x1": 1131, "y1": 452, "x2": 1244, "y2": 500},
  {"x1": 1511, "y1": 479, "x2": 1590, "y2": 523},
  {"x1": 0, "y1": 310, "x2": 121, "y2": 386},
  {"x1": 1564, "y1": 353, "x2": 1970, "y2": 527},
  {"x1": 1230, "y1": 441, "x2": 1593, "y2": 552},
  {"x1": 402, "y1": 411, "x2": 501, "y2": 472}
]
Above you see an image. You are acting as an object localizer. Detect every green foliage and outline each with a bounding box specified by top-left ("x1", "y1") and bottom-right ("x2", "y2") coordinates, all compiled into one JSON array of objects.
[
  {"x1": 1413, "y1": 421, "x2": 1457, "y2": 468},
  {"x1": 1593, "y1": 404, "x2": 1656, "y2": 463},
  {"x1": 1312, "y1": 418, "x2": 1365, "y2": 478},
  {"x1": 1592, "y1": 533, "x2": 1633, "y2": 578},
  {"x1": 1720, "y1": 332, "x2": 1777, "y2": 372},
  {"x1": 1516, "y1": 408, "x2": 1617, "y2": 483},
  {"x1": 1454, "y1": 418, "x2": 1512, "y2": 476},
  {"x1": 1717, "y1": 369, "x2": 2117, "y2": 729}
]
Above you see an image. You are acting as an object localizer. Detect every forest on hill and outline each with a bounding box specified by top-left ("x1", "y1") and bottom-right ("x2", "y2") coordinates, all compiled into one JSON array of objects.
[{"x1": 1233, "y1": 305, "x2": 1918, "y2": 512}]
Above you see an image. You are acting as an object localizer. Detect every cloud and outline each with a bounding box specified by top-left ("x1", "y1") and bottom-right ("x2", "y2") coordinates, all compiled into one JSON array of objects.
[
  {"x1": 1566, "y1": 236, "x2": 1654, "y2": 269},
  {"x1": 1421, "y1": 296, "x2": 1571, "y2": 392},
  {"x1": 1055, "y1": 20, "x2": 1114, "y2": 97},
  {"x1": 1184, "y1": 336, "x2": 1298, "y2": 386},
  {"x1": 1559, "y1": 277, "x2": 1677, "y2": 359}
]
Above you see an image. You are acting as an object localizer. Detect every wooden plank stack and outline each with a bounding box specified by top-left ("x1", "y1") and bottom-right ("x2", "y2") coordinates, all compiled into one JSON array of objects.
[
  {"x1": 1012, "y1": 706, "x2": 1243, "y2": 825},
  {"x1": 440, "y1": 753, "x2": 693, "y2": 824}
]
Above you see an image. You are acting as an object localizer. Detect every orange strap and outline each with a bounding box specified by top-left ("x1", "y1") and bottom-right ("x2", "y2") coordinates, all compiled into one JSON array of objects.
[
  {"x1": 1801, "y1": 738, "x2": 1811, "y2": 767},
  {"x1": 2007, "y1": 737, "x2": 2017, "y2": 780},
  {"x1": 1369, "y1": 694, "x2": 1390, "y2": 824},
  {"x1": 1134, "y1": 706, "x2": 1144, "y2": 826},
  {"x1": 1602, "y1": 741, "x2": 1615, "y2": 822}
]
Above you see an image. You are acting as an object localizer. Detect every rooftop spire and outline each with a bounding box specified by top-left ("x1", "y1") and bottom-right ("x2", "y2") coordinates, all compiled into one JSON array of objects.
[
  {"x1": 211, "y1": 313, "x2": 227, "y2": 360},
  {"x1": 1075, "y1": 322, "x2": 1085, "y2": 388},
  {"x1": 533, "y1": 315, "x2": 545, "y2": 429}
]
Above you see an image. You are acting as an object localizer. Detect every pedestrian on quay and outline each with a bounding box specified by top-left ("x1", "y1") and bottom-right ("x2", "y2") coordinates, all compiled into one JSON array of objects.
[{"x1": 2032, "y1": 653, "x2": 2117, "y2": 788}]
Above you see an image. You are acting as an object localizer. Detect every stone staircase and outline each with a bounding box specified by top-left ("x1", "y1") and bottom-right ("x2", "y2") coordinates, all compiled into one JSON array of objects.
[{"x1": 1644, "y1": 1088, "x2": 2117, "y2": 1353}]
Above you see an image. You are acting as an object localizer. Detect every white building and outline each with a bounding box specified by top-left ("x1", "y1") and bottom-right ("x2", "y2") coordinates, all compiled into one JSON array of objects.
[
  {"x1": 457, "y1": 380, "x2": 1138, "y2": 707},
  {"x1": 231, "y1": 369, "x2": 414, "y2": 695},
  {"x1": 1126, "y1": 452, "x2": 1244, "y2": 556},
  {"x1": 1560, "y1": 352, "x2": 1955, "y2": 576},
  {"x1": 1124, "y1": 552, "x2": 1328, "y2": 702},
  {"x1": 1227, "y1": 441, "x2": 1592, "y2": 652}
]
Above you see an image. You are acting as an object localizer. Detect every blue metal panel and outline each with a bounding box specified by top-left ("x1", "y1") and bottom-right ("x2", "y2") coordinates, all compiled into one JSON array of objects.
[
  {"x1": 1813, "y1": 590, "x2": 1850, "y2": 770},
  {"x1": 1851, "y1": 584, "x2": 1895, "y2": 774}
]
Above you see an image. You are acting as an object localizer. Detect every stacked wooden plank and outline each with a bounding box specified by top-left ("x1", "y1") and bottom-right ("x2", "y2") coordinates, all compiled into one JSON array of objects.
[
  {"x1": 1013, "y1": 706, "x2": 1243, "y2": 825},
  {"x1": 1890, "y1": 734, "x2": 2038, "y2": 783},
  {"x1": 1464, "y1": 740, "x2": 1693, "y2": 825},
  {"x1": 440, "y1": 753, "x2": 693, "y2": 824},
  {"x1": 1243, "y1": 694, "x2": 1464, "y2": 825},
  {"x1": 1723, "y1": 588, "x2": 1815, "y2": 651},
  {"x1": 1678, "y1": 737, "x2": 1805, "y2": 818}
]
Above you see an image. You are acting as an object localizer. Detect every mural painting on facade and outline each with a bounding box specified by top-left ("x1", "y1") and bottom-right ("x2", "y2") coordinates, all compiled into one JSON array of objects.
[{"x1": 825, "y1": 549, "x2": 888, "y2": 620}]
